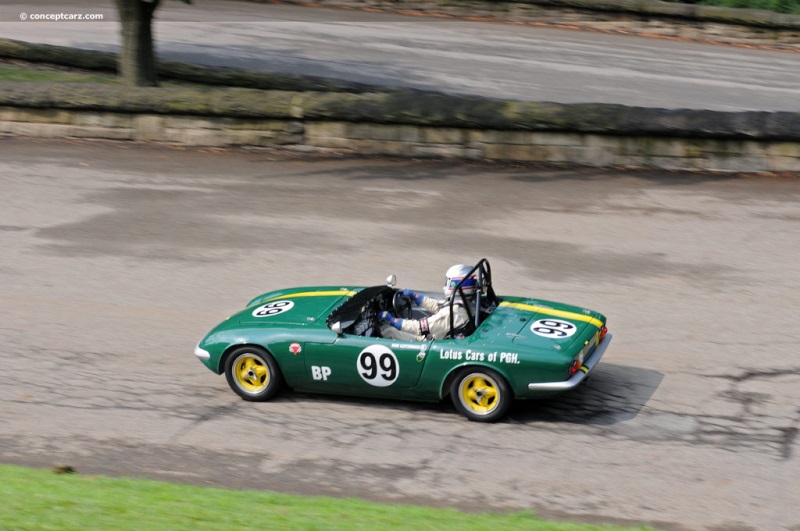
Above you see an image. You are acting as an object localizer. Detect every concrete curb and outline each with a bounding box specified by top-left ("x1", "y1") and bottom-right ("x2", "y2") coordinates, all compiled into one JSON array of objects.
[
  {"x1": 271, "y1": 0, "x2": 800, "y2": 28},
  {"x1": 261, "y1": 0, "x2": 800, "y2": 50}
]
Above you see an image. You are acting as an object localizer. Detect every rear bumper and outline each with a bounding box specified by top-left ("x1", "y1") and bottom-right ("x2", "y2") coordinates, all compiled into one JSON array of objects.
[{"x1": 527, "y1": 333, "x2": 612, "y2": 392}]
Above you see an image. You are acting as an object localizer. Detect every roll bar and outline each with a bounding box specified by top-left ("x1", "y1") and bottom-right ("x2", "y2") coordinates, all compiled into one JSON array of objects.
[{"x1": 446, "y1": 258, "x2": 498, "y2": 338}]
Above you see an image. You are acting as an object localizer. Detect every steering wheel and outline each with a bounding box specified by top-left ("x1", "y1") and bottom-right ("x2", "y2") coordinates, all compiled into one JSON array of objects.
[{"x1": 392, "y1": 291, "x2": 413, "y2": 319}]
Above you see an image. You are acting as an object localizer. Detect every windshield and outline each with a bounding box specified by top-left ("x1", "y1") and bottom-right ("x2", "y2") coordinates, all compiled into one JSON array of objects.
[{"x1": 326, "y1": 285, "x2": 391, "y2": 328}]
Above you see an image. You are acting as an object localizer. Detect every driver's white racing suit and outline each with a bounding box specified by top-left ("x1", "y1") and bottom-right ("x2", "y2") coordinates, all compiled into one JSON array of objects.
[{"x1": 380, "y1": 295, "x2": 471, "y2": 341}]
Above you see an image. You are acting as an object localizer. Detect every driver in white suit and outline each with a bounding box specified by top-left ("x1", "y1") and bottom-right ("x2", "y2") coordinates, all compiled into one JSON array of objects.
[{"x1": 378, "y1": 264, "x2": 477, "y2": 341}]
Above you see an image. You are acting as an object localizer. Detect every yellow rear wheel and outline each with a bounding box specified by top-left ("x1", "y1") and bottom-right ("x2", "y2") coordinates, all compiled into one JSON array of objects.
[{"x1": 451, "y1": 369, "x2": 511, "y2": 422}]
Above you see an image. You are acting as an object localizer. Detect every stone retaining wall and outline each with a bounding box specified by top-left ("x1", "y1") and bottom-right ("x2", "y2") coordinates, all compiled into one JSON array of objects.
[{"x1": 3, "y1": 105, "x2": 798, "y2": 173}]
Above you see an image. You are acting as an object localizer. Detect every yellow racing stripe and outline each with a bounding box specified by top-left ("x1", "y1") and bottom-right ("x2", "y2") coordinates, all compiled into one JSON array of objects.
[
  {"x1": 500, "y1": 301, "x2": 604, "y2": 329},
  {"x1": 265, "y1": 290, "x2": 357, "y2": 301}
]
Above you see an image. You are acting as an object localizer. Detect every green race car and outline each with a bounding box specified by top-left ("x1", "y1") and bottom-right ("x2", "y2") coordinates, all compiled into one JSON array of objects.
[{"x1": 194, "y1": 259, "x2": 611, "y2": 422}]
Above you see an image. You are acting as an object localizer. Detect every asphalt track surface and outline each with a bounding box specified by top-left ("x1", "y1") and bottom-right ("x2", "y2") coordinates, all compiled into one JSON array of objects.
[
  {"x1": 2, "y1": 0, "x2": 800, "y2": 111},
  {"x1": 1, "y1": 2, "x2": 800, "y2": 529},
  {"x1": 0, "y1": 137, "x2": 798, "y2": 529}
]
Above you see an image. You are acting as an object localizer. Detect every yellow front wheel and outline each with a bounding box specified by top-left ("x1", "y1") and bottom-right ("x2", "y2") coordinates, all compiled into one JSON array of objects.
[
  {"x1": 224, "y1": 346, "x2": 282, "y2": 401},
  {"x1": 451, "y1": 369, "x2": 511, "y2": 422}
]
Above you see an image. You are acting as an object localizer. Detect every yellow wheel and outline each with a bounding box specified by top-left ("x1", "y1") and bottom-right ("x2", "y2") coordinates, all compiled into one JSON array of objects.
[
  {"x1": 451, "y1": 369, "x2": 511, "y2": 422},
  {"x1": 224, "y1": 347, "x2": 282, "y2": 401}
]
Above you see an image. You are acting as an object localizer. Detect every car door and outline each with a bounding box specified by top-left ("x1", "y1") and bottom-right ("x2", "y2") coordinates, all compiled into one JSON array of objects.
[{"x1": 302, "y1": 334, "x2": 433, "y2": 394}]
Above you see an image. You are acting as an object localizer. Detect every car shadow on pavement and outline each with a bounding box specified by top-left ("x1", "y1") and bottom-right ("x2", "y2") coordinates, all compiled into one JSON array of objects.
[
  {"x1": 275, "y1": 362, "x2": 662, "y2": 425},
  {"x1": 506, "y1": 362, "x2": 664, "y2": 425}
]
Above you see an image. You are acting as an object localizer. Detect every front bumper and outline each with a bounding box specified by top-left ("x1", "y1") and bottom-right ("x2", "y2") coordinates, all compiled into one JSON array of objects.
[
  {"x1": 194, "y1": 344, "x2": 211, "y2": 361},
  {"x1": 527, "y1": 333, "x2": 612, "y2": 392}
]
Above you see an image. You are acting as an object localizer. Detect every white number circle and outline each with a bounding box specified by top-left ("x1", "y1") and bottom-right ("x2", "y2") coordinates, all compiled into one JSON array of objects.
[
  {"x1": 252, "y1": 300, "x2": 294, "y2": 317},
  {"x1": 530, "y1": 318, "x2": 577, "y2": 338},
  {"x1": 357, "y1": 345, "x2": 399, "y2": 387}
]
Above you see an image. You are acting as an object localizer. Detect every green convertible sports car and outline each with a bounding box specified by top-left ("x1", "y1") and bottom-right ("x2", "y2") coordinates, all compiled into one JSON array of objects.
[{"x1": 194, "y1": 259, "x2": 611, "y2": 422}]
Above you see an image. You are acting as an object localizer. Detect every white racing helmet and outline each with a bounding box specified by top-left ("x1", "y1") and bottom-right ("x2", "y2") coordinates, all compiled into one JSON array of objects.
[{"x1": 443, "y1": 264, "x2": 478, "y2": 298}]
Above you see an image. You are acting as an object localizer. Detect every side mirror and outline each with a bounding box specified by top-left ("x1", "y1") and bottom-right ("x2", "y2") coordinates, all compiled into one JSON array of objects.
[{"x1": 386, "y1": 274, "x2": 397, "y2": 287}]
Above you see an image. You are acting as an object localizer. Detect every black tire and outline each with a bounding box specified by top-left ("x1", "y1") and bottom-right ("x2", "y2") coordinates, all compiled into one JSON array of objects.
[
  {"x1": 224, "y1": 346, "x2": 282, "y2": 401},
  {"x1": 450, "y1": 368, "x2": 511, "y2": 422}
]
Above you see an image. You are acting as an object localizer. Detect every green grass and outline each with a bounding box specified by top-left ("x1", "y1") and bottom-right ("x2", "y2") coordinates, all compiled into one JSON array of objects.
[
  {"x1": 0, "y1": 465, "x2": 650, "y2": 531},
  {"x1": 0, "y1": 63, "x2": 119, "y2": 84},
  {"x1": 0, "y1": 62, "x2": 210, "y2": 88}
]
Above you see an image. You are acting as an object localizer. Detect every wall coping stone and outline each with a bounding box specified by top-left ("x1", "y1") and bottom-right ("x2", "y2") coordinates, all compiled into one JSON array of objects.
[{"x1": 1, "y1": 81, "x2": 798, "y2": 141}]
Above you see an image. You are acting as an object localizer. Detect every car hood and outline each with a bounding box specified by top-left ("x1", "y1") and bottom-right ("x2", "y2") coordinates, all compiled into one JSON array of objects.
[
  {"x1": 498, "y1": 297, "x2": 605, "y2": 351},
  {"x1": 237, "y1": 286, "x2": 359, "y2": 326}
]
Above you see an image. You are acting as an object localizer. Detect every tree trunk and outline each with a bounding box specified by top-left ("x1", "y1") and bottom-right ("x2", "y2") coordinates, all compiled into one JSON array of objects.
[{"x1": 116, "y1": 0, "x2": 161, "y2": 87}]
